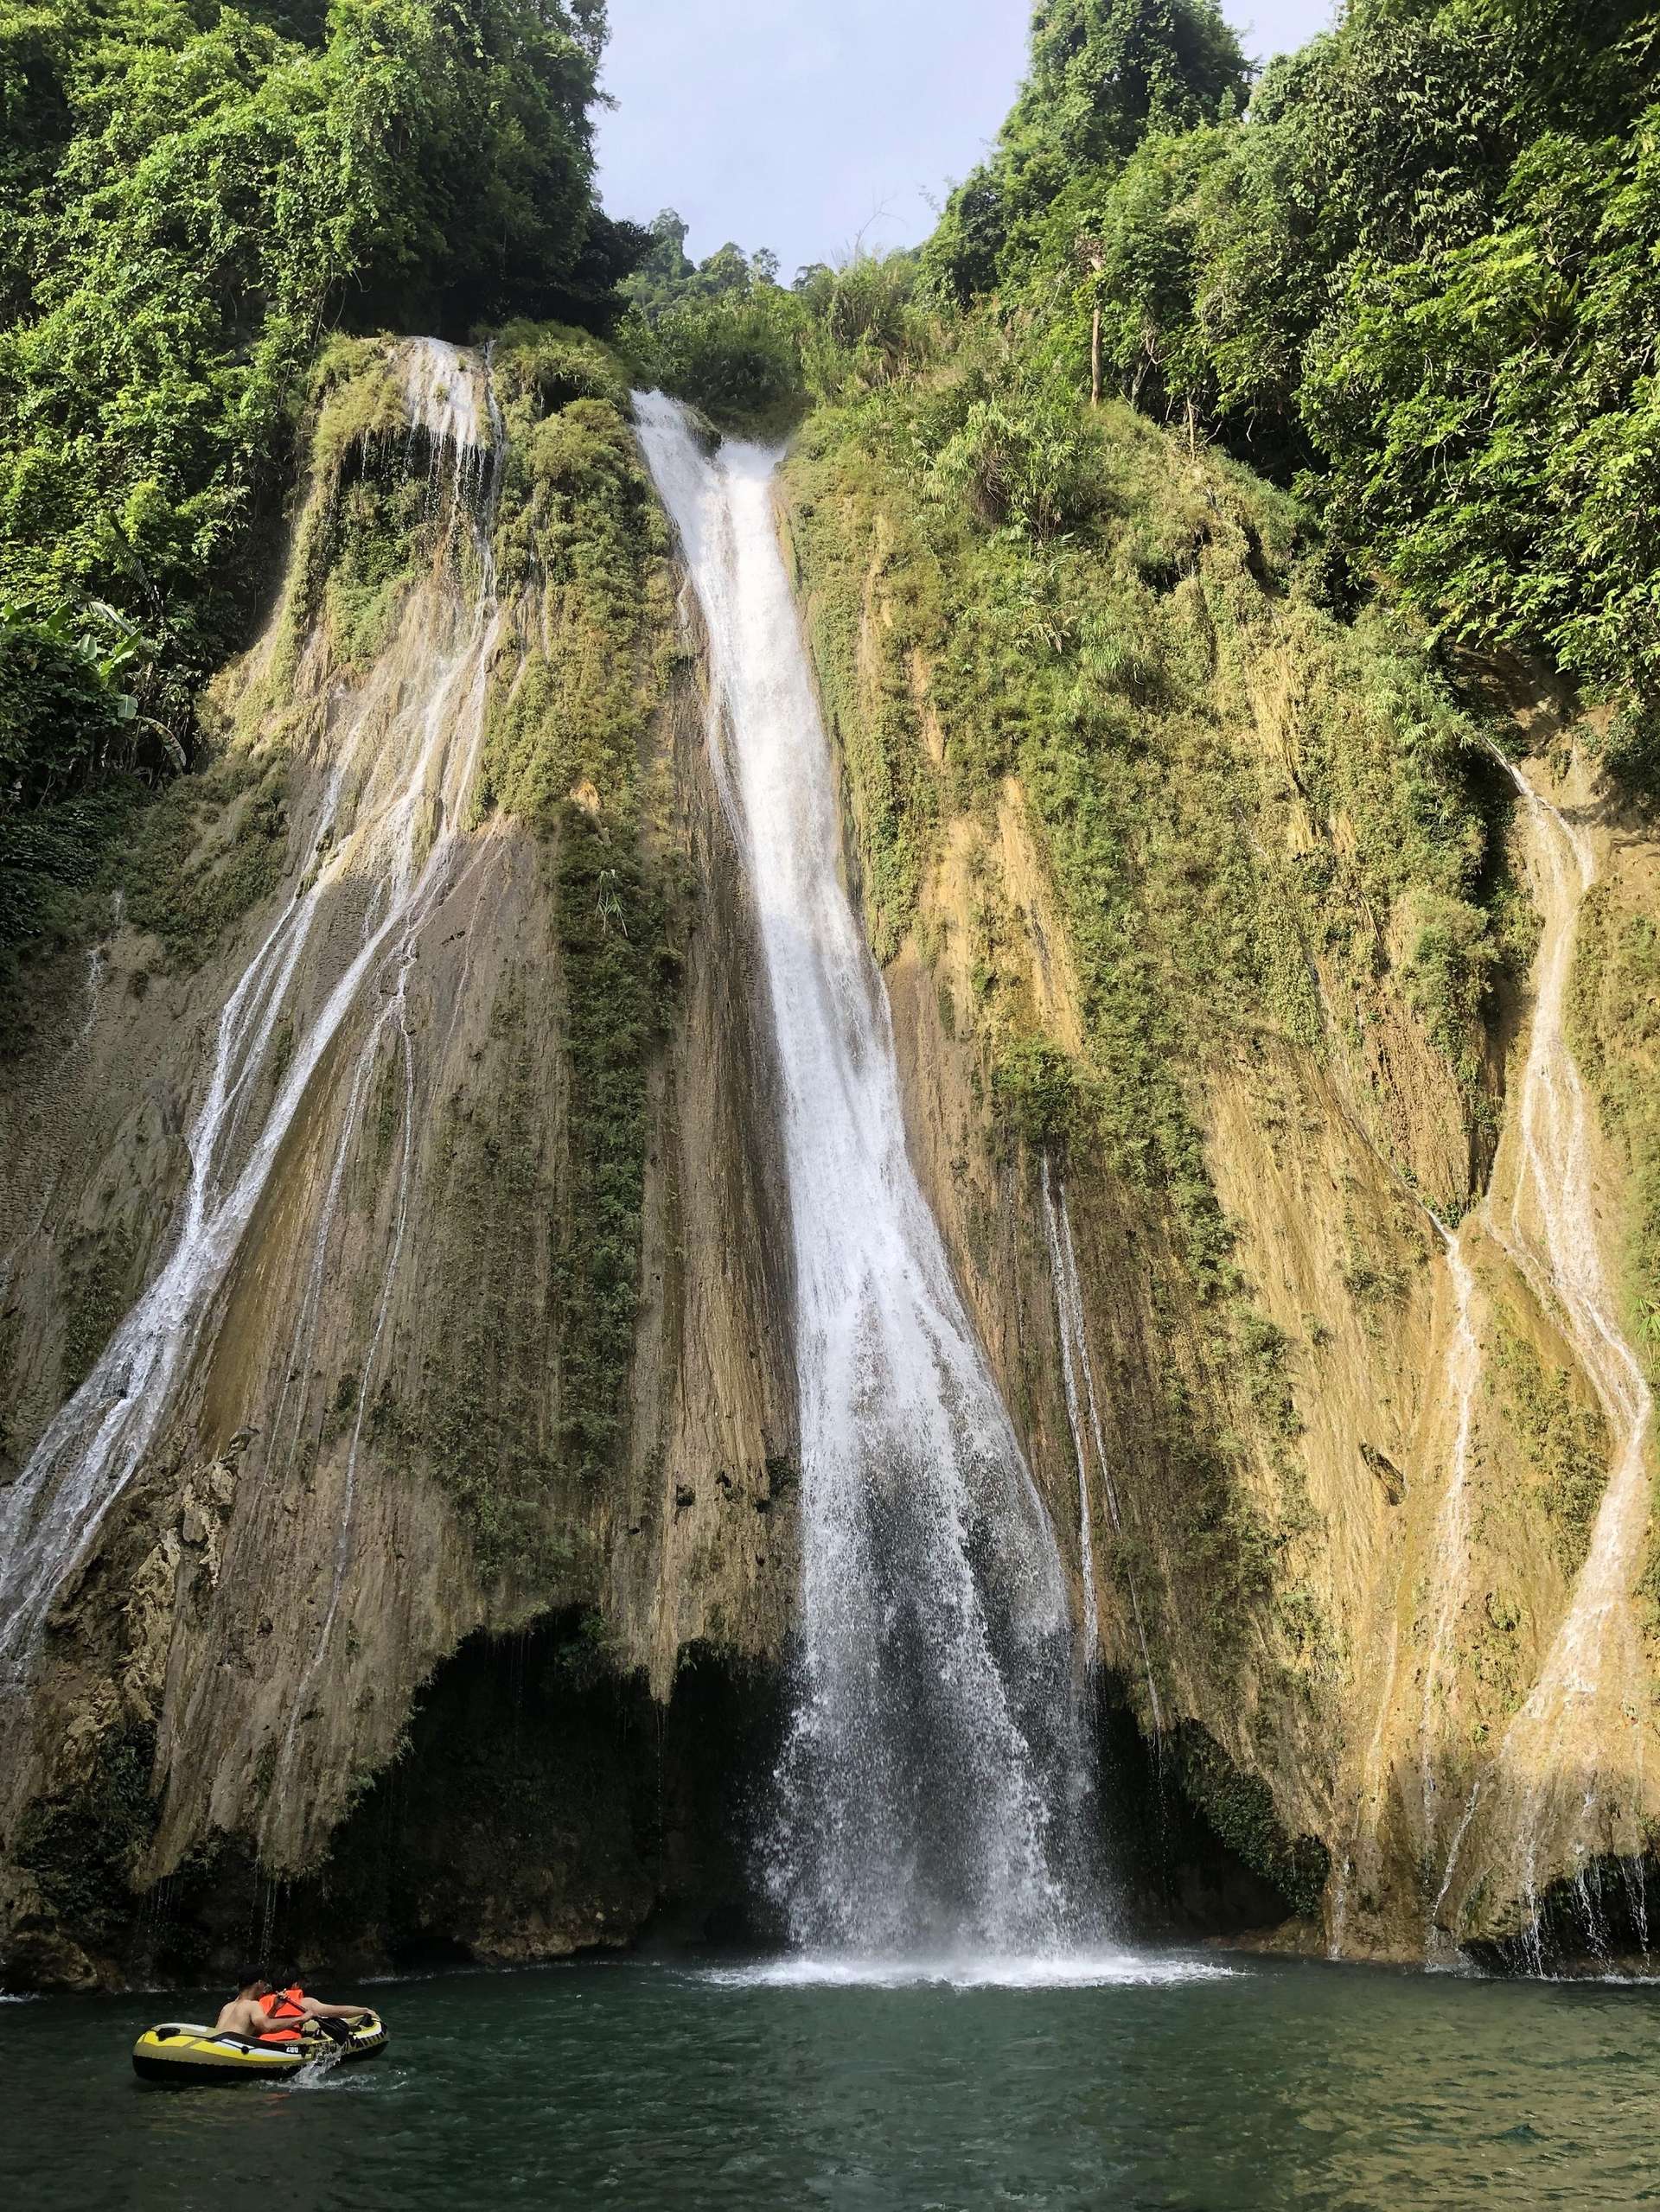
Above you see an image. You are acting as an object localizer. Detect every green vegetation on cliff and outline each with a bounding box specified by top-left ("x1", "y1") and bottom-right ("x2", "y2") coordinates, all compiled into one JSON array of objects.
[
  {"x1": 0, "y1": 0, "x2": 645, "y2": 996},
  {"x1": 921, "y1": 0, "x2": 1660, "y2": 785},
  {"x1": 630, "y1": 1, "x2": 1660, "y2": 785},
  {"x1": 1485, "y1": 1301, "x2": 1612, "y2": 1577},
  {"x1": 781, "y1": 378, "x2": 1500, "y2": 1204},
  {"x1": 1572, "y1": 884, "x2": 1660, "y2": 1362},
  {"x1": 486, "y1": 328, "x2": 676, "y2": 1503},
  {"x1": 617, "y1": 0, "x2": 1627, "y2": 1774},
  {"x1": 117, "y1": 325, "x2": 677, "y2": 1583}
]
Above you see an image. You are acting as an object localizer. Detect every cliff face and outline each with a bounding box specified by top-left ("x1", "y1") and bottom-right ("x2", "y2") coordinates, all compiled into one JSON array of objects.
[
  {"x1": 4, "y1": 341, "x2": 1657, "y2": 1987},
  {"x1": 0, "y1": 335, "x2": 795, "y2": 1987},
  {"x1": 778, "y1": 403, "x2": 1660, "y2": 1965}
]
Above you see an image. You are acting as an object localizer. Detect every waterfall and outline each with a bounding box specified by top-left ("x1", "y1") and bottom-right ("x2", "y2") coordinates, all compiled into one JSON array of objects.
[
  {"x1": 1414, "y1": 759, "x2": 1657, "y2": 1951},
  {"x1": 0, "y1": 340, "x2": 503, "y2": 1679},
  {"x1": 635, "y1": 392, "x2": 1095, "y2": 1959},
  {"x1": 1492, "y1": 766, "x2": 1655, "y2": 1710},
  {"x1": 1444, "y1": 765, "x2": 1655, "y2": 1933},
  {"x1": 1330, "y1": 751, "x2": 1657, "y2": 1960}
]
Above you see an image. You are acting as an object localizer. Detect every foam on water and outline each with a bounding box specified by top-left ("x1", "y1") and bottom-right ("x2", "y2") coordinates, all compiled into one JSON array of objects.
[{"x1": 697, "y1": 1950, "x2": 1233, "y2": 1991}]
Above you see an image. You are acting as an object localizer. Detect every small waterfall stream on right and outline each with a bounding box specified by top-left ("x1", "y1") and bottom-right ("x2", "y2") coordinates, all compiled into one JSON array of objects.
[
  {"x1": 1436, "y1": 760, "x2": 1656, "y2": 1956},
  {"x1": 635, "y1": 393, "x2": 1111, "y2": 1969},
  {"x1": 1342, "y1": 753, "x2": 1657, "y2": 1964}
]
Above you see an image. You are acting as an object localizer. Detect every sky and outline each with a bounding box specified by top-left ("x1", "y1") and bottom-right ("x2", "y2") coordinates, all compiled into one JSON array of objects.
[{"x1": 594, "y1": 0, "x2": 1341, "y2": 278}]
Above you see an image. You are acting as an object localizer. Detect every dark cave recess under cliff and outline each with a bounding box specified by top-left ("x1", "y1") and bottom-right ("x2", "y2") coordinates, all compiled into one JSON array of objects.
[{"x1": 6, "y1": 1621, "x2": 1323, "y2": 1991}]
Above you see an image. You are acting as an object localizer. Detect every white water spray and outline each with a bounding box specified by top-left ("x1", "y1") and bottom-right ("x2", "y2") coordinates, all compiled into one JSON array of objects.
[
  {"x1": 635, "y1": 392, "x2": 1094, "y2": 1957},
  {"x1": 0, "y1": 341, "x2": 502, "y2": 1677}
]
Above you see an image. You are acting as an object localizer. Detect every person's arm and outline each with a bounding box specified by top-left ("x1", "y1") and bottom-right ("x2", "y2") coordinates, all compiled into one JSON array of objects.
[{"x1": 297, "y1": 1998, "x2": 368, "y2": 2021}]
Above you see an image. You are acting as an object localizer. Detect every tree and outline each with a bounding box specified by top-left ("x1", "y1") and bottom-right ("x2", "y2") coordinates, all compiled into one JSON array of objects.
[
  {"x1": 923, "y1": 0, "x2": 1248, "y2": 303},
  {"x1": 1011, "y1": 0, "x2": 1249, "y2": 169},
  {"x1": 0, "y1": 0, "x2": 635, "y2": 959}
]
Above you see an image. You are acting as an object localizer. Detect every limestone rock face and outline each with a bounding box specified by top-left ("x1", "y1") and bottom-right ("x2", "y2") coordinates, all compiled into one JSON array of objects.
[
  {"x1": 778, "y1": 436, "x2": 1660, "y2": 1967},
  {"x1": 0, "y1": 345, "x2": 795, "y2": 1984},
  {"x1": 5, "y1": 349, "x2": 1658, "y2": 1986}
]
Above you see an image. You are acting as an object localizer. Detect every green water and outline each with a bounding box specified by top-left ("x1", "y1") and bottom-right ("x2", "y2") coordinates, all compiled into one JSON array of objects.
[{"x1": 3, "y1": 1951, "x2": 1656, "y2": 2210}]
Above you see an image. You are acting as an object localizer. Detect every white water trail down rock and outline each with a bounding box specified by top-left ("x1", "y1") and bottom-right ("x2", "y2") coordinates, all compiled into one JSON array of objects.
[
  {"x1": 1041, "y1": 1161, "x2": 1163, "y2": 1732},
  {"x1": 635, "y1": 392, "x2": 1096, "y2": 1958},
  {"x1": 0, "y1": 340, "x2": 502, "y2": 1680},
  {"x1": 1041, "y1": 1173, "x2": 1101, "y2": 1664},
  {"x1": 1404, "y1": 1212, "x2": 1484, "y2": 1960},
  {"x1": 1417, "y1": 1222, "x2": 1480, "y2": 1794},
  {"x1": 1434, "y1": 759, "x2": 1656, "y2": 1941}
]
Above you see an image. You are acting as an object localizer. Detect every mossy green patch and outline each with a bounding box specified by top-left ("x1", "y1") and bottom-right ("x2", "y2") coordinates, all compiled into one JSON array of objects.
[
  {"x1": 60, "y1": 1219, "x2": 140, "y2": 1393},
  {"x1": 387, "y1": 338, "x2": 679, "y2": 1570},
  {"x1": 15, "y1": 1722, "x2": 158, "y2": 1947},
  {"x1": 477, "y1": 339, "x2": 679, "y2": 1505},
  {"x1": 116, "y1": 746, "x2": 290, "y2": 970},
  {"x1": 1486, "y1": 1302, "x2": 1611, "y2": 1578},
  {"x1": 553, "y1": 812, "x2": 672, "y2": 1485},
  {"x1": 1571, "y1": 884, "x2": 1660, "y2": 1375},
  {"x1": 781, "y1": 364, "x2": 1501, "y2": 1288},
  {"x1": 408, "y1": 985, "x2": 568, "y2": 1585},
  {"x1": 1169, "y1": 1718, "x2": 1330, "y2": 1917},
  {"x1": 478, "y1": 383, "x2": 669, "y2": 826}
]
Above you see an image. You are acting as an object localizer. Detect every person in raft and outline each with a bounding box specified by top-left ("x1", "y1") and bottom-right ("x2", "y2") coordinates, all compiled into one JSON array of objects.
[{"x1": 214, "y1": 1967, "x2": 371, "y2": 2043}]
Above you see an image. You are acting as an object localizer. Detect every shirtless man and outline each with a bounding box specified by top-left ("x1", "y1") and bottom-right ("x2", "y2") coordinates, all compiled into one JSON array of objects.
[
  {"x1": 214, "y1": 1967, "x2": 278, "y2": 2038},
  {"x1": 214, "y1": 1966, "x2": 370, "y2": 2040}
]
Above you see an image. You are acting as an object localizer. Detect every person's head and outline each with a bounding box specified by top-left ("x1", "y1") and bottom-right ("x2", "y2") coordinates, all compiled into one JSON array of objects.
[{"x1": 234, "y1": 1965, "x2": 271, "y2": 2000}]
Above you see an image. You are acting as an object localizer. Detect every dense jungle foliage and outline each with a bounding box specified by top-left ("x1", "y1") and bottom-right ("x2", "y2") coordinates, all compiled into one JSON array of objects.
[
  {"x1": 0, "y1": 0, "x2": 642, "y2": 984},
  {"x1": 7, "y1": 0, "x2": 1659, "y2": 997},
  {"x1": 927, "y1": 0, "x2": 1660, "y2": 781},
  {"x1": 626, "y1": 0, "x2": 1660, "y2": 791}
]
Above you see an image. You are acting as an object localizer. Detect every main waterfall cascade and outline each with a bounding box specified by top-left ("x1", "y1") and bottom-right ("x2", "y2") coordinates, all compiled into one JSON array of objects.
[
  {"x1": 0, "y1": 340, "x2": 503, "y2": 1687},
  {"x1": 635, "y1": 392, "x2": 1101, "y2": 1960}
]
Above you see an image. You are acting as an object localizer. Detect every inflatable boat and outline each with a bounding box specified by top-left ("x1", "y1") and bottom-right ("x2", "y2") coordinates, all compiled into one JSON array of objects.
[{"x1": 131, "y1": 2010, "x2": 386, "y2": 2085}]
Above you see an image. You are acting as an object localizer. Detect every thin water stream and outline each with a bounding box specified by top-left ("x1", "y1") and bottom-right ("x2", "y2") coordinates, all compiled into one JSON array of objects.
[
  {"x1": 1437, "y1": 762, "x2": 1657, "y2": 1939},
  {"x1": 1338, "y1": 751, "x2": 1657, "y2": 1955},
  {"x1": 0, "y1": 341, "x2": 502, "y2": 1680},
  {"x1": 1041, "y1": 1161, "x2": 1163, "y2": 1732}
]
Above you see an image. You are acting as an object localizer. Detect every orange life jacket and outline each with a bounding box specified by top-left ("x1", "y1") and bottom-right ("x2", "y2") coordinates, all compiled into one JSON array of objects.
[{"x1": 259, "y1": 1986, "x2": 307, "y2": 2043}]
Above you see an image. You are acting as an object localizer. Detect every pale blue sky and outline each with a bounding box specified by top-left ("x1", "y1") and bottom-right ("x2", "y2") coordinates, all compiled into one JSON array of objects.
[{"x1": 595, "y1": 0, "x2": 1341, "y2": 277}]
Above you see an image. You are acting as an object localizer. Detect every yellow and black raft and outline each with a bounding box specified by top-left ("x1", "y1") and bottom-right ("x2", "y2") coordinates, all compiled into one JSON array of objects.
[{"x1": 132, "y1": 2011, "x2": 387, "y2": 2086}]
